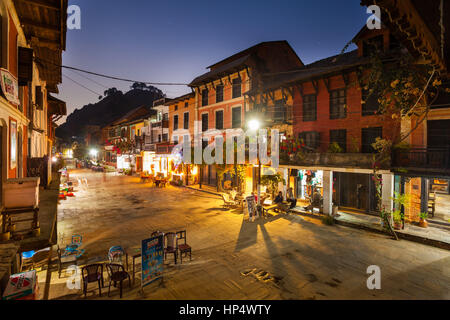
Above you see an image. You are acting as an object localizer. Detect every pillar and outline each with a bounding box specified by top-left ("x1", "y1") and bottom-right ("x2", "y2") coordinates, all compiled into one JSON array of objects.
[
  {"x1": 282, "y1": 168, "x2": 289, "y2": 200},
  {"x1": 382, "y1": 173, "x2": 394, "y2": 212},
  {"x1": 323, "y1": 170, "x2": 333, "y2": 215}
]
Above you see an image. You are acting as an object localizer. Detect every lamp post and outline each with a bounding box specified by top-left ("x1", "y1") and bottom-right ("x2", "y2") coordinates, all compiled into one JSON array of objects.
[{"x1": 248, "y1": 119, "x2": 262, "y2": 207}]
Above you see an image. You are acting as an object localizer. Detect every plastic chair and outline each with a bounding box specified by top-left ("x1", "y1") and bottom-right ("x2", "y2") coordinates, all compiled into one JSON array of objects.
[
  {"x1": 108, "y1": 246, "x2": 125, "y2": 265},
  {"x1": 106, "y1": 264, "x2": 131, "y2": 298},
  {"x1": 82, "y1": 264, "x2": 104, "y2": 298}
]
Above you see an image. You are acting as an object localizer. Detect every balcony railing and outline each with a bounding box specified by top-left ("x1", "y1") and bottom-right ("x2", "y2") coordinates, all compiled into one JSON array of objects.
[
  {"x1": 392, "y1": 148, "x2": 450, "y2": 174},
  {"x1": 249, "y1": 104, "x2": 293, "y2": 125},
  {"x1": 156, "y1": 143, "x2": 175, "y2": 155},
  {"x1": 280, "y1": 152, "x2": 382, "y2": 170},
  {"x1": 151, "y1": 120, "x2": 169, "y2": 129}
]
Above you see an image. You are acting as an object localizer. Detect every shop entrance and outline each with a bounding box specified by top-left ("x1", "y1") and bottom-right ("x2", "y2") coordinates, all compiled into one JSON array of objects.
[
  {"x1": 334, "y1": 172, "x2": 377, "y2": 214},
  {"x1": 295, "y1": 170, "x2": 323, "y2": 200},
  {"x1": 428, "y1": 178, "x2": 450, "y2": 223},
  {"x1": 201, "y1": 165, "x2": 217, "y2": 187}
]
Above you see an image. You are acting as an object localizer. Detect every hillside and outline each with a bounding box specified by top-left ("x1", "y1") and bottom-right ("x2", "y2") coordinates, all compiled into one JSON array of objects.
[{"x1": 56, "y1": 85, "x2": 165, "y2": 141}]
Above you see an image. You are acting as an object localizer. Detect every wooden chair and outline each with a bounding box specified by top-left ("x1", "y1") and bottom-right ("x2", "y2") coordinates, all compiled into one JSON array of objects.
[
  {"x1": 106, "y1": 263, "x2": 131, "y2": 299},
  {"x1": 82, "y1": 264, "x2": 104, "y2": 298},
  {"x1": 176, "y1": 230, "x2": 192, "y2": 263},
  {"x1": 31, "y1": 248, "x2": 51, "y2": 271},
  {"x1": 57, "y1": 246, "x2": 77, "y2": 278},
  {"x1": 164, "y1": 232, "x2": 178, "y2": 264}
]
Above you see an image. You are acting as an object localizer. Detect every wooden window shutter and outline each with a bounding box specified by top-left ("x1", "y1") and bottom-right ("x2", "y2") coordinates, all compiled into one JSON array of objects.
[{"x1": 18, "y1": 47, "x2": 33, "y2": 85}]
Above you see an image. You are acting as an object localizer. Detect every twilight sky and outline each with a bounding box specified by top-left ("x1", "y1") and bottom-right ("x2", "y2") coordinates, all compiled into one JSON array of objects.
[{"x1": 57, "y1": 0, "x2": 369, "y2": 123}]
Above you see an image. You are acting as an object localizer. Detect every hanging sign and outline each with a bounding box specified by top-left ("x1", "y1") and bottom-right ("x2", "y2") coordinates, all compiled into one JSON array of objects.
[
  {"x1": 0, "y1": 68, "x2": 20, "y2": 105},
  {"x1": 141, "y1": 235, "x2": 164, "y2": 289}
]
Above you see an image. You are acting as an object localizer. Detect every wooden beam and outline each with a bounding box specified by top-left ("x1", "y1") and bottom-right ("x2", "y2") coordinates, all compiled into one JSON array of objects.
[
  {"x1": 21, "y1": 18, "x2": 60, "y2": 33},
  {"x1": 245, "y1": 66, "x2": 251, "y2": 79},
  {"x1": 29, "y1": 36, "x2": 61, "y2": 50},
  {"x1": 356, "y1": 69, "x2": 364, "y2": 88},
  {"x1": 281, "y1": 88, "x2": 289, "y2": 102},
  {"x1": 342, "y1": 73, "x2": 350, "y2": 88},
  {"x1": 296, "y1": 82, "x2": 304, "y2": 99},
  {"x1": 19, "y1": 0, "x2": 60, "y2": 10},
  {"x1": 323, "y1": 78, "x2": 330, "y2": 93},
  {"x1": 283, "y1": 86, "x2": 293, "y2": 98},
  {"x1": 227, "y1": 74, "x2": 233, "y2": 86},
  {"x1": 312, "y1": 80, "x2": 319, "y2": 94}
]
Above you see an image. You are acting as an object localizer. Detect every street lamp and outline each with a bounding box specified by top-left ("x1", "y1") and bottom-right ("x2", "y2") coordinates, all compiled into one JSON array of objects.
[
  {"x1": 89, "y1": 148, "x2": 98, "y2": 161},
  {"x1": 247, "y1": 119, "x2": 262, "y2": 208}
]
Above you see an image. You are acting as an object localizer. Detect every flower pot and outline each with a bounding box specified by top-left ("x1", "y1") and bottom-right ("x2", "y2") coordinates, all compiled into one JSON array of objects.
[
  {"x1": 419, "y1": 219, "x2": 428, "y2": 228},
  {"x1": 393, "y1": 221, "x2": 402, "y2": 230}
]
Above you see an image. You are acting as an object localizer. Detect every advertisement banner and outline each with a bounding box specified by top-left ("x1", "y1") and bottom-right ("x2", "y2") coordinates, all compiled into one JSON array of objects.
[
  {"x1": 0, "y1": 68, "x2": 20, "y2": 105},
  {"x1": 141, "y1": 235, "x2": 164, "y2": 288}
]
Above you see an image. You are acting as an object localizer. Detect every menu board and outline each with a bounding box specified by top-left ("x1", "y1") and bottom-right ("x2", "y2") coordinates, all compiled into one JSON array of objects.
[{"x1": 141, "y1": 235, "x2": 164, "y2": 288}]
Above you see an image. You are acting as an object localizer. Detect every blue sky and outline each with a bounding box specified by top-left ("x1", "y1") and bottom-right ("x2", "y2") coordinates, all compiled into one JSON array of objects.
[{"x1": 57, "y1": 0, "x2": 369, "y2": 122}]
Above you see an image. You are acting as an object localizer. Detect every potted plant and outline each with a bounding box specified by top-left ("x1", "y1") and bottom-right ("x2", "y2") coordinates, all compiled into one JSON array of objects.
[
  {"x1": 419, "y1": 212, "x2": 428, "y2": 228},
  {"x1": 392, "y1": 210, "x2": 403, "y2": 230}
]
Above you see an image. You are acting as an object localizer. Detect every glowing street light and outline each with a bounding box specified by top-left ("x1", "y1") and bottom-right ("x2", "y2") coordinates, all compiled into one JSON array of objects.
[
  {"x1": 89, "y1": 149, "x2": 98, "y2": 157},
  {"x1": 248, "y1": 119, "x2": 261, "y2": 132}
]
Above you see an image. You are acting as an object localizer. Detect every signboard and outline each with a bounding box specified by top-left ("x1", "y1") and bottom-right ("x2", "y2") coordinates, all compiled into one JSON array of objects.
[
  {"x1": 0, "y1": 68, "x2": 20, "y2": 105},
  {"x1": 2, "y1": 270, "x2": 38, "y2": 300},
  {"x1": 246, "y1": 195, "x2": 258, "y2": 220},
  {"x1": 141, "y1": 235, "x2": 164, "y2": 288}
]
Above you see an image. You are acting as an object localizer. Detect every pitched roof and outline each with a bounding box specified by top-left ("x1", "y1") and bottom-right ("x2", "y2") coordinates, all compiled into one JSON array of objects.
[
  {"x1": 247, "y1": 50, "x2": 367, "y2": 94},
  {"x1": 167, "y1": 92, "x2": 195, "y2": 105},
  {"x1": 110, "y1": 106, "x2": 152, "y2": 126},
  {"x1": 190, "y1": 41, "x2": 304, "y2": 87},
  {"x1": 189, "y1": 54, "x2": 251, "y2": 87}
]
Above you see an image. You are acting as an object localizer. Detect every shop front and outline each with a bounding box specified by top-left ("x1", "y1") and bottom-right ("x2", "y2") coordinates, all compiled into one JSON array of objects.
[
  {"x1": 333, "y1": 172, "x2": 378, "y2": 214},
  {"x1": 395, "y1": 175, "x2": 450, "y2": 224},
  {"x1": 295, "y1": 170, "x2": 323, "y2": 201}
]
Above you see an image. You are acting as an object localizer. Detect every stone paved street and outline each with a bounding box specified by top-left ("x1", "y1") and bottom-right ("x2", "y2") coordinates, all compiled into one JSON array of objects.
[{"x1": 44, "y1": 169, "x2": 450, "y2": 300}]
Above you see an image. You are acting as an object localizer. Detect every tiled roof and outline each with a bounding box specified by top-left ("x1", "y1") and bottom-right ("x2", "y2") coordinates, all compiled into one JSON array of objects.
[{"x1": 247, "y1": 50, "x2": 367, "y2": 94}]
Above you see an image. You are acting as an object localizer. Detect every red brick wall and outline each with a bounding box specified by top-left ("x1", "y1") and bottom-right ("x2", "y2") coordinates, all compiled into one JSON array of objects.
[{"x1": 292, "y1": 72, "x2": 400, "y2": 152}]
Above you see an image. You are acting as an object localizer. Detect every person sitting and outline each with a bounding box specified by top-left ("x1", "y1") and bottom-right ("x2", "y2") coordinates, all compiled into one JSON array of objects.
[
  {"x1": 286, "y1": 187, "x2": 297, "y2": 209},
  {"x1": 274, "y1": 192, "x2": 289, "y2": 213},
  {"x1": 305, "y1": 188, "x2": 322, "y2": 213}
]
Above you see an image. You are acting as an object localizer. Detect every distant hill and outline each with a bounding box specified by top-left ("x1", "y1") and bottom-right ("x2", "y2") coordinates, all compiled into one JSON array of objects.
[{"x1": 56, "y1": 85, "x2": 165, "y2": 142}]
